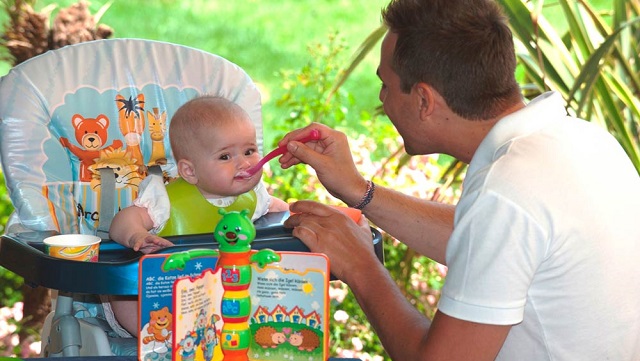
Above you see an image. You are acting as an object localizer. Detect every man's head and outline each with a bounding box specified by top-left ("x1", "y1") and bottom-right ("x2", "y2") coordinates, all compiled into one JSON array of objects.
[{"x1": 381, "y1": 0, "x2": 521, "y2": 120}]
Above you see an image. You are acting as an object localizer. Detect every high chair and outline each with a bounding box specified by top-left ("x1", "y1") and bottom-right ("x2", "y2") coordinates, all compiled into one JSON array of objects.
[
  {"x1": 0, "y1": 38, "x2": 385, "y2": 358},
  {"x1": 0, "y1": 38, "x2": 265, "y2": 357}
]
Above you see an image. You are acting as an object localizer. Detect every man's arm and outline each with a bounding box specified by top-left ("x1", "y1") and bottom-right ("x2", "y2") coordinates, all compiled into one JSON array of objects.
[
  {"x1": 357, "y1": 184, "x2": 454, "y2": 265},
  {"x1": 348, "y1": 258, "x2": 511, "y2": 361},
  {"x1": 285, "y1": 201, "x2": 509, "y2": 360},
  {"x1": 279, "y1": 123, "x2": 454, "y2": 264}
]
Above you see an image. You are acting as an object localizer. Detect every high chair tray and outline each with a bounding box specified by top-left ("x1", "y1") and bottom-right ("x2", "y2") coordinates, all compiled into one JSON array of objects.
[{"x1": 0, "y1": 212, "x2": 383, "y2": 296}]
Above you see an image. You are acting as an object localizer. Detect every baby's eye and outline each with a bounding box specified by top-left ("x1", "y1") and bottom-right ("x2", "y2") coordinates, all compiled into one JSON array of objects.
[
  {"x1": 245, "y1": 148, "x2": 256, "y2": 156},
  {"x1": 219, "y1": 154, "x2": 230, "y2": 161}
]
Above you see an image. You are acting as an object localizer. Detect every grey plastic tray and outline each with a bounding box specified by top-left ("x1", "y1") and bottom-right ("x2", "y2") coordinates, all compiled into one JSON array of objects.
[{"x1": 0, "y1": 212, "x2": 383, "y2": 295}]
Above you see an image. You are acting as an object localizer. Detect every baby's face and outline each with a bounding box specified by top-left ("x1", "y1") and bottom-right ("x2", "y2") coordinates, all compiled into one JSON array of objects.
[{"x1": 189, "y1": 119, "x2": 261, "y2": 198}]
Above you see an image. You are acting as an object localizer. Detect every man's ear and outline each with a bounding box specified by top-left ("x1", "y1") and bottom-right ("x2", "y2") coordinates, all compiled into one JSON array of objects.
[
  {"x1": 414, "y1": 83, "x2": 435, "y2": 117},
  {"x1": 177, "y1": 159, "x2": 198, "y2": 184}
]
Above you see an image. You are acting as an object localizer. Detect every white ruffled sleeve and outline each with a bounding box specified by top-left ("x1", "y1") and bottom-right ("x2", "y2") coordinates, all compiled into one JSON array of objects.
[
  {"x1": 132, "y1": 174, "x2": 171, "y2": 234},
  {"x1": 251, "y1": 181, "x2": 271, "y2": 221}
]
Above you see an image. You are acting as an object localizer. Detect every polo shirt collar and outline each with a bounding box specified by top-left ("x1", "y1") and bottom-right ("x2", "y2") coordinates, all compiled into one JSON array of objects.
[{"x1": 467, "y1": 91, "x2": 566, "y2": 177}]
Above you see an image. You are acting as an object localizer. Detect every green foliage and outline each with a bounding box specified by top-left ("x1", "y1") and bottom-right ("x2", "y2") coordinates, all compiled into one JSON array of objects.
[
  {"x1": 265, "y1": 35, "x2": 341, "y2": 202},
  {"x1": 498, "y1": 0, "x2": 640, "y2": 173},
  {"x1": 0, "y1": 172, "x2": 24, "y2": 355},
  {"x1": 264, "y1": 33, "x2": 460, "y2": 360},
  {"x1": 0, "y1": 171, "x2": 19, "y2": 308},
  {"x1": 0, "y1": 268, "x2": 22, "y2": 307},
  {"x1": 265, "y1": 32, "x2": 383, "y2": 357},
  {"x1": 265, "y1": 31, "x2": 379, "y2": 203},
  {"x1": 0, "y1": 171, "x2": 12, "y2": 231}
]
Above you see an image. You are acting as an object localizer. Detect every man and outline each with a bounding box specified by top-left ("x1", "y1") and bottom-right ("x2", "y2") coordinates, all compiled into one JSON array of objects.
[{"x1": 278, "y1": 0, "x2": 640, "y2": 360}]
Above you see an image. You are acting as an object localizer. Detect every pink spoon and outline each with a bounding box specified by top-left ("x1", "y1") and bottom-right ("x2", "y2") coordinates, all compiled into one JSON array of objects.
[{"x1": 237, "y1": 129, "x2": 321, "y2": 178}]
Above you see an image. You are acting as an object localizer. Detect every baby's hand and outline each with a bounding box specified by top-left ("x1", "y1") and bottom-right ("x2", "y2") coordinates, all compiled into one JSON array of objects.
[{"x1": 130, "y1": 233, "x2": 174, "y2": 253}]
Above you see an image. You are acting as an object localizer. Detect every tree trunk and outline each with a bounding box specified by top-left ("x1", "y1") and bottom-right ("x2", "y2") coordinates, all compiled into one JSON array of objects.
[{"x1": 18, "y1": 284, "x2": 50, "y2": 348}]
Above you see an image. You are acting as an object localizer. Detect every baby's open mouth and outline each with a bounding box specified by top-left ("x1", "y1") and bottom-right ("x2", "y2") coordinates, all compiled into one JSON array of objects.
[{"x1": 236, "y1": 171, "x2": 252, "y2": 179}]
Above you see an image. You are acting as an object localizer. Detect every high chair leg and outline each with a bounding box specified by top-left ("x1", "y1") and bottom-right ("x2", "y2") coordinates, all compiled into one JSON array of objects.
[
  {"x1": 44, "y1": 292, "x2": 82, "y2": 356},
  {"x1": 42, "y1": 291, "x2": 115, "y2": 357}
]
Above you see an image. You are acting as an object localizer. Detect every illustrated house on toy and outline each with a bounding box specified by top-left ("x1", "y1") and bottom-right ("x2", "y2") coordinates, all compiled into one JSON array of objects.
[
  {"x1": 253, "y1": 306, "x2": 271, "y2": 324},
  {"x1": 305, "y1": 310, "x2": 322, "y2": 329},
  {"x1": 289, "y1": 306, "x2": 305, "y2": 324},
  {"x1": 271, "y1": 305, "x2": 288, "y2": 323}
]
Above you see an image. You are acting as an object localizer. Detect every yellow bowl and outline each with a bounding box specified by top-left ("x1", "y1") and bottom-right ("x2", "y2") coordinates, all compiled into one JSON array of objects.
[{"x1": 44, "y1": 234, "x2": 101, "y2": 262}]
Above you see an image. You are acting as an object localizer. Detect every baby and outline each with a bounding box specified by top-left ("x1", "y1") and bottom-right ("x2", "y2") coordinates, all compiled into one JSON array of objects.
[{"x1": 106, "y1": 95, "x2": 288, "y2": 336}]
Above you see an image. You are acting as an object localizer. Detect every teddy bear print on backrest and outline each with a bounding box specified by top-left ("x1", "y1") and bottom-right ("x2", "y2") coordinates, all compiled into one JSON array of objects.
[
  {"x1": 52, "y1": 88, "x2": 189, "y2": 234},
  {"x1": 0, "y1": 39, "x2": 262, "y2": 235}
]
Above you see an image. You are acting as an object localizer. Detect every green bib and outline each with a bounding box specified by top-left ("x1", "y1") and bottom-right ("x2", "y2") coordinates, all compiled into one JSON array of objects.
[{"x1": 158, "y1": 178, "x2": 257, "y2": 237}]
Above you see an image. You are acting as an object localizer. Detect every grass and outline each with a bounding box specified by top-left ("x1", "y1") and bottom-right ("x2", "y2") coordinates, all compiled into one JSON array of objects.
[
  {"x1": 0, "y1": 0, "x2": 615, "y2": 145},
  {"x1": 1, "y1": 0, "x2": 391, "y2": 146}
]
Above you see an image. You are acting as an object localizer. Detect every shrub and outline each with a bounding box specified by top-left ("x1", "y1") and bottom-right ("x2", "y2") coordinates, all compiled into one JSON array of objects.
[{"x1": 264, "y1": 32, "x2": 460, "y2": 360}]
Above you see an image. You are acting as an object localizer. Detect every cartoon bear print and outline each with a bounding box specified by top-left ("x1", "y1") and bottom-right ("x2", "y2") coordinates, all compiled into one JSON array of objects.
[
  {"x1": 142, "y1": 306, "x2": 173, "y2": 350},
  {"x1": 60, "y1": 114, "x2": 123, "y2": 182}
]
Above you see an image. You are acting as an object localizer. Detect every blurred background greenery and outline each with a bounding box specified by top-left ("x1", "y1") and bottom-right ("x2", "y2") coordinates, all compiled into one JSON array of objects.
[
  {"x1": 1, "y1": 0, "x2": 637, "y2": 360},
  {"x1": 0, "y1": 0, "x2": 391, "y2": 147}
]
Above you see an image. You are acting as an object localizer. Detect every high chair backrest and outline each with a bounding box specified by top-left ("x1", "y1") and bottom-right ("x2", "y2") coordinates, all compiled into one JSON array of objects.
[{"x1": 0, "y1": 39, "x2": 263, "y2": 235}]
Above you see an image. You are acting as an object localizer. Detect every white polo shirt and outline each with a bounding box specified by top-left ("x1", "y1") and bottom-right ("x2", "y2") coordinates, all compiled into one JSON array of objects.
[{"x1": 438, "y1": 92, "x2": 640, "y2": 360}]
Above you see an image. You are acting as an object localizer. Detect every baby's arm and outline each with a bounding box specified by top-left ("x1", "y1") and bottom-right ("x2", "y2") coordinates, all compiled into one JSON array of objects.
[
  {"x1": 109, "y1": 205, "x2": 174, "y2": 253},
  {"x1": 268, "y1": 196, "x2": 289, "y2": 213},
  {"x1": 253, "y1": 180, "x2": 288, "y2": 214}
]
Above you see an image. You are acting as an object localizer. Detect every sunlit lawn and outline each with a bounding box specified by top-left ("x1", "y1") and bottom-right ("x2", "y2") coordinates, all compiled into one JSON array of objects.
[
  {"x1": 0, "y1": 0, "x2": 614, "y2": 144},
  {"x1": 1, "y1": 0, "x2": 391, "y2": 146}
]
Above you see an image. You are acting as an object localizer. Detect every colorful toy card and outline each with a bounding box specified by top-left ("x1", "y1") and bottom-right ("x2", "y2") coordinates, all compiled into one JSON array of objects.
[
  {"x1": 172, "y1": 267, "x2": 222, "y2": 361},
  {"x1": 247, "y1": 252, "x2": 329, "y2": 361},
  {"x1": 138, "y1": 251, "x2": 330, "y2": 361},
  {"x1": 138, "y1": 253, "x2": 219, "y2": 361}
]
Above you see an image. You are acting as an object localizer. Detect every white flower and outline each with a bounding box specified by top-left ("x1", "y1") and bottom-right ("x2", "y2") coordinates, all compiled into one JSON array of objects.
[
  {"x1": 351, "y1": 337, "x2": 364, "y2": 351},
  {"x1": 333, "y1": 310, "x2": 349, "y2": 323}
]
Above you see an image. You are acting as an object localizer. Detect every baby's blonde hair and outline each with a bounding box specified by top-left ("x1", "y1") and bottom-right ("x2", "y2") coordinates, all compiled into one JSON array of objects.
[{"x1": 169, "y1": 95, "x2": 253, "y2": 161}]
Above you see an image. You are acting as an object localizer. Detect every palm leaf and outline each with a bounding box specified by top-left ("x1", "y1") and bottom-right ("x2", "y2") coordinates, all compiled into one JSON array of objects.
[
  {"x1": 499, "y1": 0, "x2": 640, "y2": 173},
  {"x1": 328, "y1": 24, "x2": 387, "y2": 102},
  {"x1": 567, "y1": 17, "x2": 640, "y2": 107}
]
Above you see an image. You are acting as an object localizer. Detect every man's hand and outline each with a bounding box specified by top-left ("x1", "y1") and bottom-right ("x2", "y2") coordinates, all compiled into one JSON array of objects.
[
  {"x1": 284, "y1": 200, "x2": 376, "y2": 284},
  {"x1": 277, "y1": 123, "x2": 368, "y2": 207}
]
